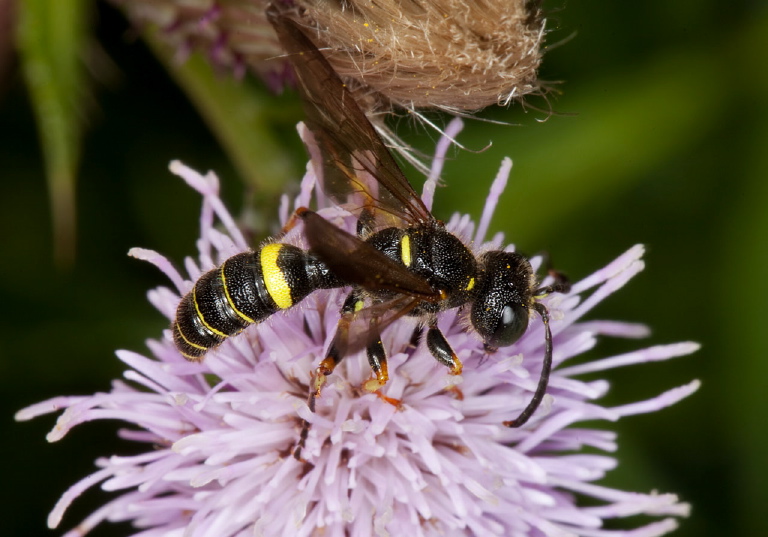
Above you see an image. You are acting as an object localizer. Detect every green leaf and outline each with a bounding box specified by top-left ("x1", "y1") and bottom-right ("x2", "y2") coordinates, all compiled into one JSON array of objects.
[{"x1": 17, "y1": 0, "x2": 89, "y2": 267}]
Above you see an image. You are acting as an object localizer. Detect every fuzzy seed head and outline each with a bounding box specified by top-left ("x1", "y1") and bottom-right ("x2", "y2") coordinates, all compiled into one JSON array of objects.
[
  {"x1": 298, "y1": 0, "x2": 547, "y2": 112},
  {"x1": 111, "y1": 0, "x2": 547, "y2": 114}
]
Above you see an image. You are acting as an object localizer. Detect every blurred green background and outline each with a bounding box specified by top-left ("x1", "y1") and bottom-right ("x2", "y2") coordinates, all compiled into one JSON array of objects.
[{"x1": 2, "y1": 1, "x2": 766, "y2": 536}]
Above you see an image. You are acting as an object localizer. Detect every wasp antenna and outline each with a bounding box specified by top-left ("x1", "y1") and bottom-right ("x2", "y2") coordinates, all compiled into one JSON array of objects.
[{"x1": 503, "y1": 302, "x2": 553, "y2": 427}]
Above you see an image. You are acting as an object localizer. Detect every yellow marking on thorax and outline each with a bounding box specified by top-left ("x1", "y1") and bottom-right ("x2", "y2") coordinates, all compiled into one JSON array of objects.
[
  {"x1": 354, "y1": 300, "x2": 365, "y2": 313},
  {"x1": 221, "y1": 264, "x2": 255, "y2": 323},
  {"x1": 400, "y1": 234, "x2": 412, "y2": 267},
  {"x1": 261, "y1": 244, "x2": 293, "y2": 309},
  {"x1": 192, "y1": 286, "x2": 227, "y2": 337},
  {"x1": 466, "y1": 277, "x2": 475, "y2": 291}
]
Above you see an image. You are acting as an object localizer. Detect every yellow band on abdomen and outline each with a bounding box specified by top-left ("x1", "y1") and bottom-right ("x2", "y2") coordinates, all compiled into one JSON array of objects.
[{"x1": 261, "y1": 244, "x2": 293, "y2": 309}]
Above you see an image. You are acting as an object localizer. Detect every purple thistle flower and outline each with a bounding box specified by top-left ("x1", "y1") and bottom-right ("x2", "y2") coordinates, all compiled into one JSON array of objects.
[{"x1": 17, "y1": 120, "x2": 698, "y2": 537}]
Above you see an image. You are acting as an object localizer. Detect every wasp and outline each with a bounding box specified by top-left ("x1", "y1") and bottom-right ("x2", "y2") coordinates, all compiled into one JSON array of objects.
[{"x1": 172, "y1": 4, "x2": 571, "y2": 458}]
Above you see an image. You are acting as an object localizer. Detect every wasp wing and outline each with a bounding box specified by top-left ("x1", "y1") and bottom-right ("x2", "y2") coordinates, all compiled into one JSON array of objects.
[
  {"x1": 302, "y1": 210, "x2": 436, "y2": 298},
  {"x1": 332, "y1": 294, "x2": 423, "y2": 357},
  {"x1": 268, "y1": 6, "x2": 434, "y2": 229}
]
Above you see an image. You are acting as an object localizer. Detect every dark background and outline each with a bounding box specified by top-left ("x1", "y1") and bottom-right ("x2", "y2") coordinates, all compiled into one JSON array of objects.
[{"x1": 2, "y1": 1, "x2": 766, "y2": 536}]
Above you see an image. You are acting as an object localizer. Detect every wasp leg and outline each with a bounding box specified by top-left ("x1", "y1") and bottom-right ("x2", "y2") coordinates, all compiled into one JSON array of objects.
[
  {"x1": 426, "y1": 320, "x2": 463, "y2": 376},
  {"x1": 356, "y1": 206, "x2": 376, "y2": 238},
  {"x1": 530, "y1": 251, "x2": 571, "y2": 297},
  {"x1": 294, "y1": 356, "x2": 340, "y2": 462},
  {"x1": 282, "y1": 206, "x2": 312, "y2": 234},
  {"x1": 362, "y1": 335, "x2": 389, "y2": 391},
  {"x1": 294, "y1": 290, "x2": 360, "y2": 461},
  {"x1": 359, "y1": 325, "x2": 404, "y2": 408},
  {"x1": 534, "y1": 271, "x2": 571, "y2": 297},
  {"x1": 409, "y1": 325, "x2": 424, "y2": 349},
  {"x1": 534, "y1": 257, "x2": 572, "y2": 297}
]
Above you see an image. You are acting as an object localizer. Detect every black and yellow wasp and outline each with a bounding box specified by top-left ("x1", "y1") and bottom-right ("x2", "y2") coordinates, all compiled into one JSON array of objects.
[{"x1": 172, "y1": 4, "x2": 570, "y2": 457}]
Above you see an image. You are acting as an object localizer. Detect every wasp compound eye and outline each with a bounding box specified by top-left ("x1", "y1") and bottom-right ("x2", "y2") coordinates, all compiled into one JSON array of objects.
[
  {"x1": 495, "y1": 303, "x2": 530, "y2": 347},
  {"x1": 471, "y1": 295, "x2": 530, "y2": 348}
]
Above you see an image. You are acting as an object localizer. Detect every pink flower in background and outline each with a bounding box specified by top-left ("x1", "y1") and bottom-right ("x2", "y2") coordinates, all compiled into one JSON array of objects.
[{"x1": 17, "y1": 122, "x2": 698, "y2": 537}]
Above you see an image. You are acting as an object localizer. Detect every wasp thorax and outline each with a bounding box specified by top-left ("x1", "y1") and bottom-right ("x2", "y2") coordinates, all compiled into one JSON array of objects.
[
  {"x1": 424, "y1": 229, "x2": 477, "y2": 308},
  {"x1": 403, "y1": 226, "x2": 477, "y2": 311},
  {"x1": 471, "y1": 251, "x2": 535, "y2": 348}
]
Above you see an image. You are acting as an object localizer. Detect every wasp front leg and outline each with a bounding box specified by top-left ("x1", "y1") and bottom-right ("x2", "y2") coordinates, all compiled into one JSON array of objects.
[
  {"x1": 534, "y1": 270, "x2": 572, "y2": 298},
  {"x1": 534, "y1": 254, "x2": 572, "y2": 298}
]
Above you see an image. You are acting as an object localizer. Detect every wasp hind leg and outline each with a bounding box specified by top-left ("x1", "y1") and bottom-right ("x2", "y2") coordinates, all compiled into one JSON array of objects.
[{"x1": 294, "y1": 290, "x2": 363, "y2": 461}]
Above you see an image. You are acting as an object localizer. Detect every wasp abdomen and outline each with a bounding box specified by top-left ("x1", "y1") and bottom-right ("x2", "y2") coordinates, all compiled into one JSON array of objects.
[{"x1": 173, "y1": 244, "x2": 340, "y2": 361}]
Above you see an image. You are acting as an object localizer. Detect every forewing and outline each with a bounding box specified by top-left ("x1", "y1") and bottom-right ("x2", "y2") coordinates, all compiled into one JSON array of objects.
[
  {"x1": 268, "y1": 6, "x2": 433, "y2": 229},
  {"x1": 302, "y1": 211, "x2": 436, "y2": 298}
]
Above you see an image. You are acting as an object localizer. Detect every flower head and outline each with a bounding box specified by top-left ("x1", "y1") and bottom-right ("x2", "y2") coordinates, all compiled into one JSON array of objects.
[{"x1": 17, "y1": 120, "x2": 698, "y2": 537}]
